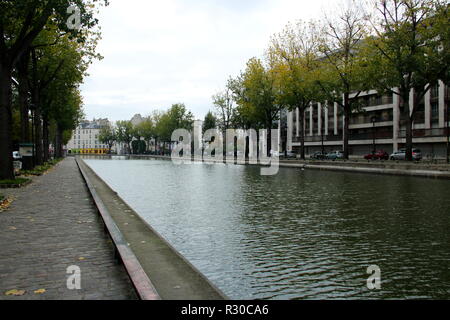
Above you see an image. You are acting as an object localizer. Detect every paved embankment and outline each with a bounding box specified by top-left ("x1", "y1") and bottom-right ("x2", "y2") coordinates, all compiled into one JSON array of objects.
[
  {"x1": 0, "y1": 158, "x2": 137, "y2": 300},
  {"x1": 278, "y1": 162, "x2": 450, "y2": 179},
  {"x1": 77, "y1": 158, "x2": 227, "y2": 300},
  {"x1": 86, "y1": 154, "x2": 450, "y2": 180}
]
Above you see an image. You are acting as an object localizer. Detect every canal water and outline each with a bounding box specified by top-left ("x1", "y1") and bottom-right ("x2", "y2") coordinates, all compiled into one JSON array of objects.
[{"x1": 85, "y1": 159, "x2": 450, "y2": 299}]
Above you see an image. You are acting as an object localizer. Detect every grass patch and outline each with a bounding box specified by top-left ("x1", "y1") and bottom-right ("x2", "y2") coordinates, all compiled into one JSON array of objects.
[
  {"x1": 0, "y1": 194, "x2": 4, "y2": 201},
  {"x1": 0, "y1": 178, "x2": 30, "y2": 186},
  {"x1": 20, "y1": 158, "x2": 63, "y2": 176}
]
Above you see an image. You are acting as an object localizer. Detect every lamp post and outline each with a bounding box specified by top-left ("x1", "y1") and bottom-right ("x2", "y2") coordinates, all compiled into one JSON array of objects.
[
  {"x1": 321, "y1": 105, "x2": 325, "y2": 155},
  {"x1": 446, "y1": 93, "x2": 449, "y2": 164},
  {"x1": 371, "y1": 115, "x2": 377, "y2": 154},
  {"x1": 30, "y1": 103, "x2": 36, "y2": 167}
]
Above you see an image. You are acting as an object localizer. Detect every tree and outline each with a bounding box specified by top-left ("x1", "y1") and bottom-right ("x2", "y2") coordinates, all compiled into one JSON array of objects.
[
  {"x1": 234, "y1": 58, "x2": 282, "y2": 155},
  {"x1": 316, "y1": 1, "x2": 370, "y2": 159},
  {"x1": 212, "y1": 84, "x2": 236, "y2": 130},
  {"x1": 152, "y1": 104, "x2": 194, "y2": 155},
  {"x1": 49, "y1": 86, "x2": 84, "y2": 158},
  {"x1": 269, "y1": 20, "x2": 324, "y2": 159},
  {"x1": 150, "y1": 110, "x2": 164, "y2": 154},
  {"x1": 38, "y1": 27, "x2": 98, "y2": 162},
  {"x1": 364, "y1": 0, "x2": 449, "y2": 161},
  {"x1": 137, "y1": 117, "x2": 156, "y2": 153},
  {"x1": 203, "y1": 111, "x2": 217, "y2": 133},
  {"x1": 116, "y1": 121, "x2": 133, "y2": 155},
  {"x1": 99, "y1": 125, "x2": 116, "y2": 154},
  {"x1": 0, "y1": 0, "x2": 107, "y2": 179}
]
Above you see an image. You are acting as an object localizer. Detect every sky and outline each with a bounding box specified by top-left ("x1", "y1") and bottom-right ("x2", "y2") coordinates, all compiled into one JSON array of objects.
[{"x1": 81, "y1": 0, "x2": 341, "y2": 122}]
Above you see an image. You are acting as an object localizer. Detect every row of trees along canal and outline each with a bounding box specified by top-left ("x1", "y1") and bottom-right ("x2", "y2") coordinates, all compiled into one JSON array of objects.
[
  {"x1": 204, "y1": 0, "x2": 448, "y2": 162},
  {"x1": 98, "y1": 104, "x2": 195, "y2": 155},
  {"x1": 0, "y1": 0, "x2": 108, "y2": 180}
]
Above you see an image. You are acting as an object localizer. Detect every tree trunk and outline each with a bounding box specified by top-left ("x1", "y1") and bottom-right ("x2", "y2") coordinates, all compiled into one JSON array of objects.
[
  {"x1": 17, "y1": 52, "x2": 31, "y2": 143},
  {"x1": 343, "y1": 92, "x2": 350, "y2": 160},
  {"x1": 43, "y1": 116, "x2": 49, "y2": 162},
  {"x1": 401, "y1": 93, "x2": 413, "y2": 161},
  {"x1": 55, "y1": 126, "x2": 63, "y2": 159},
  {"x1": 405, "y1": 115, "x2": 414, "y2": 161},
  {"x1": 0, "y1": 62, "x2": 15, "y2": 180},
  {"x1": 33, "y1": 105, "x2": 43, "y2": 165},
  {"x1": 267, "y1": 122, "x2": 272, "y2": 157},
  {"x1": 299, "y1": 107, "x2": 306, "y2": 160}
]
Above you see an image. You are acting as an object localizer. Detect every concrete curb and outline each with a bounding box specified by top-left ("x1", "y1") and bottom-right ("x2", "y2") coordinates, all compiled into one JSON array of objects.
[
  {"x1": 77, "y1": 157, "x2": 228, "y2": 300},
  {"x1": 76, "y1": 158, "x2": 161, "y2": 300},
  {"x1": 280, "y1": 163, "x2": 450, "y2": 179}
]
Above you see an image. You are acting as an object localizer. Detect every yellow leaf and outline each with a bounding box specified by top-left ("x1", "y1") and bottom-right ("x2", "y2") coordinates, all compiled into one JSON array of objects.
[
  {"x1": 78, "y1": 257, "x2": 85, "y2": 261},
  {"x1": 34, "y1": 289, "x2": 46, "y2": 294},
  {"x1": 5, "y1": 289, "x2": 26, "y2": 296}
]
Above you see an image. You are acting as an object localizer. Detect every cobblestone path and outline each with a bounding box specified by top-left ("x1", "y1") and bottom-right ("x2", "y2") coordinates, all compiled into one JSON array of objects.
[{"x1": 0, "y1": 158, "x2": 137, "y2": 300}]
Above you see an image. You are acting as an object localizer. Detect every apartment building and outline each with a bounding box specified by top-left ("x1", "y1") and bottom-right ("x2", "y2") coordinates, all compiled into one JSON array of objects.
[
  {"x1": 287, "y1": 81, "x2": 450, "y2": 158},
  {"x1": 66, "y1": 118, "x2": 110, "y2": 154}
]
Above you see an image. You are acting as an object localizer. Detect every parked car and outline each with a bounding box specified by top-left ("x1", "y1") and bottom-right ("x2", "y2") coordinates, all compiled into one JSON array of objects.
[
  {"x1": 270, "y1": 150, "x2": 281, "y2": 157},
  {"x1": 12, "y1": 151, "x2": 22, "y2": 160},
  {"x1": 285, "y1": 151, "x2": 297, "y2": 159},
  {"x1": 310, "y1": 151, "x2": 327, "y2": 160},
  {"x1": 390, "y1": 149, "x2": 422, "y2": 161},
  {"x1": 364, "y1": 150, "x2": 389, "y2": 160},
  {"x1": 327, "y1": 151, "x2": 345, "y2": 160}
]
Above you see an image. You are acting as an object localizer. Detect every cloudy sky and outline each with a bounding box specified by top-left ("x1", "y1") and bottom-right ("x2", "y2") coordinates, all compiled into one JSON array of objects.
[{"x1": 81, "y1": 0, "x2": 341, "y2": 122}]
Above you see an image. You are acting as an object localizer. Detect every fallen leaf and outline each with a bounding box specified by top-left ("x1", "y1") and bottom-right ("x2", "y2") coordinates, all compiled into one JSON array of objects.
[
  {"x1": 34, "y1": 289, "x2": 46, "y2": 294},
  {"x1": 5, "y1": 289, "x2": 26, "y2": 296},
  {"x1": 78, "y1": 257, "x2": 85, "y2": 261},
  {"x1": 8, "y1": 226, "x2": 17, "y2": 231}
]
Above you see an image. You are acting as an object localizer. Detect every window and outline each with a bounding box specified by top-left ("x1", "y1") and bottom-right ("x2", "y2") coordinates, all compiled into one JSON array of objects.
[
  {"x1": 431, "y1": 102, "x2": 439, "y2": 122},
  {"x1": 414, "y1": 97, "x2": 425, "y2": 124},
  {"x1": 430, "y1": 84, "x2": 439, "y2": 100}
]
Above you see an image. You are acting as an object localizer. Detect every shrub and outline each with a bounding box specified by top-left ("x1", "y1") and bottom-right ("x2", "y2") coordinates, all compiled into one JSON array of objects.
[{"x1": 0, "y1": 178, "x2": 30, "y2": 186}]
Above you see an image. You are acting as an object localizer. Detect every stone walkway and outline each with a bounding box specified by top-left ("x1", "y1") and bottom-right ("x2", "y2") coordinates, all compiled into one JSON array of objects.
[{"x1": 0, "y1": 158, "x2": 137, "y2": 300}]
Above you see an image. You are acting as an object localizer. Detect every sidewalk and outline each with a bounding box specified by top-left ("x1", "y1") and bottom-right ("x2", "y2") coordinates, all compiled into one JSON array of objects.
[{"x1": 0, "y1": 158, "x2": 137, "y2": 300}]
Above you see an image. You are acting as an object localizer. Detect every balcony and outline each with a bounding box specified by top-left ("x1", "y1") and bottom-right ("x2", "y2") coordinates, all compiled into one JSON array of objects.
[
  {"x1": 349, "y1": 130, "x2": 393, "y2": 140},
  {"x1": 398, "y1": 128, "x2": 450, "y2": 138},
  {"x1": 292, "y1": 135, "x2": 343, "y2": 143},
  {"x1": 350, "y1": 114, "x2": 393, "y2": 126}
]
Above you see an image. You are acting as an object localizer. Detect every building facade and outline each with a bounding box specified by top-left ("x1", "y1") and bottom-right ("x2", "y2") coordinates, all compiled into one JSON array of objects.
[
  {"x1": 66, "y1": 118, "x2": 110, "y2": 154},
  {"x1": 287, "y1": 81, "x2": 450, "y2": 158}
]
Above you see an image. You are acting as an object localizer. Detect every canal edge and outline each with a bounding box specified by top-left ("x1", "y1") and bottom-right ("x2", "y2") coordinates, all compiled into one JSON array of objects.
[
  {"x1": 121, "y1": 154, "x2": 450, "y2": 180},
  {"x1": 75, "y1": 157, "x2": 229, "y2": 300},
  {"x1": 75, "y1": 157, "x2": 161, "y2": 300}
]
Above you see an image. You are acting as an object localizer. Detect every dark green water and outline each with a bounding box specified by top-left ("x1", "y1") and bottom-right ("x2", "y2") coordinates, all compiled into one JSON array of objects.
[{"x1": 85, "y1": 159, "x2": 450, "y2": 300}]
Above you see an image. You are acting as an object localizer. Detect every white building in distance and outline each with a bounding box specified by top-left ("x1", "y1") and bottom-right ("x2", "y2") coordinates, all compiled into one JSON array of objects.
[{"x1": 66, "y1": 118, "x2": 111, "y2": 154}]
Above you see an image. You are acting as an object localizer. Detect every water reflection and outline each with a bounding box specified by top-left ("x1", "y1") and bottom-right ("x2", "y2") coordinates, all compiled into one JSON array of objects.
[{"x1": 85, "y1": 159, "x2": 450, "y2": 299}]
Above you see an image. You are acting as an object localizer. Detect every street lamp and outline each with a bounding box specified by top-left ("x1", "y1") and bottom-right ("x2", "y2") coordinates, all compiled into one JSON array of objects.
[
  {"x1": 29, "y1": 103, "x2": 36, "y2": 167},
  {"x1": 371, "y1": 115, "x2": 378, "y2": 154},
  {"x1": 446, "y1": 93, "x2": 449, "y2": 164}
]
